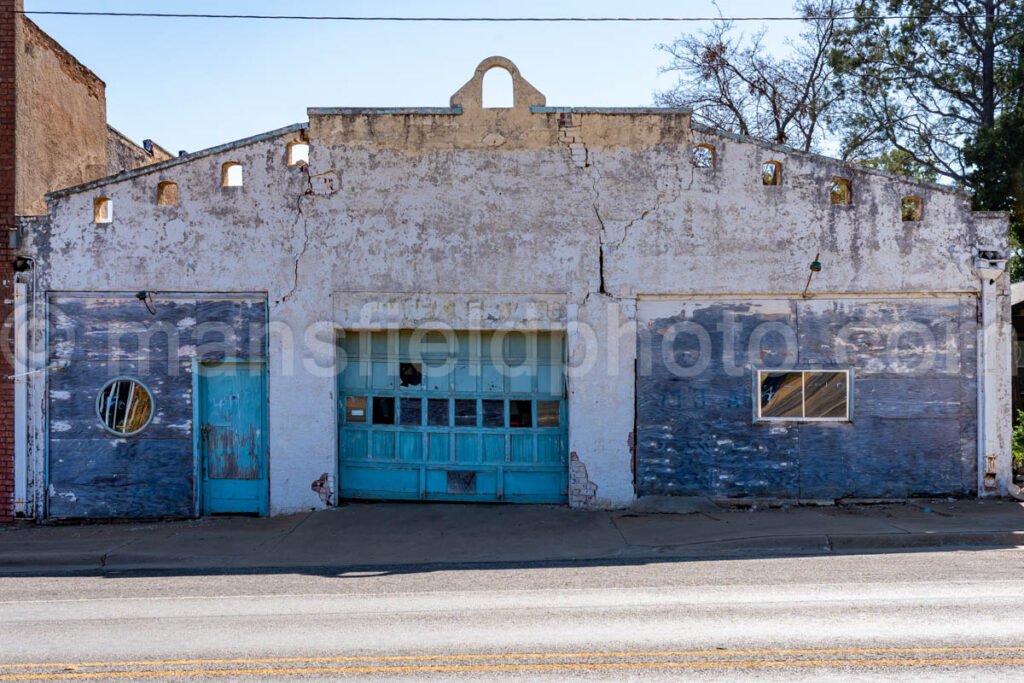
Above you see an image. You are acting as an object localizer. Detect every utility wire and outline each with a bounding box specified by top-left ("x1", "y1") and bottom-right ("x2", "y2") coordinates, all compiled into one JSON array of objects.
[{"x1": 10, "y1": 10, "x2": 1017, "y2": 22}]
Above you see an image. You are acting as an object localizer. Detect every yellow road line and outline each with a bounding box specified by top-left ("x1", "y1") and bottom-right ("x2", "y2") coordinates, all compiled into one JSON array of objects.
[
  {"x1": 3, "y1": 657, "x2": 1024, "y2": 680},
  {"x1": 4, "y1": 646, "x2": 1024, "y2": 671},
  {"x1": 6, "y1": 647, "x2": 1024, "y2": 671}
]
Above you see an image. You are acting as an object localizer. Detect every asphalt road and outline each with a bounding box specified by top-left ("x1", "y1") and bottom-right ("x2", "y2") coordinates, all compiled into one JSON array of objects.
[{"x1": 2, "y1": 549, "x2": 1024, "y2": 680}]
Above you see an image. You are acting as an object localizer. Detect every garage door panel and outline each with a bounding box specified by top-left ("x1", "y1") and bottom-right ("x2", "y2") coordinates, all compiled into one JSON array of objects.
[
  {"x1": 510, "y1": 434, "x2": 534, "y2": 463},
  {"x1": 371, "y1": 432, "x2": 396, "y2": 461},
  {"x1": 341, "y1": 465, "x2": 419, "y2": 498},
  {"x1": 537, "y1": 435, "x2": 564, "y2": 463},
  {"x1": 482, "y1": 434, "x2": 505, "y2": 463},
  {"x1": 454, "y1": 365, "x2": 479, "y2": 392},
  {"x1": 397, "y1": 433, "x2": 422, "y2": 462},
  {"x1": 482, "y1": 365, "x2": 504, "y2": 393},
  {"x1": 339, "y1": 330, "x2": 567, "y2": 504},
  {"x1": 456, "y1": 434, "x2": 482, "y2": 463},
  {"x1": 427, "y1": 433, "x2": 450, "y2": 463},
  {"x1": 341, "y1": 430, "x2": 369, "y2": 461},
  {"x1": 504, "y1": 470, "x2": 566, "y2": 500},
  {"x1": 510, "y1": 368, "x2": 534, "y2": 393}
]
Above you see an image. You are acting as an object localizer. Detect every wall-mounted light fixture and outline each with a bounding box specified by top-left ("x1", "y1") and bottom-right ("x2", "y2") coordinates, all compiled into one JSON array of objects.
[
  {"x1": 136, "y1": 290, "x2": 156, "y2": 316},
  {"x1": 12, "y1": 257, "x2": 32, "y2": 273},
  {"x1": 802, "y1": 252, "x2": 822, "y2": 297}
]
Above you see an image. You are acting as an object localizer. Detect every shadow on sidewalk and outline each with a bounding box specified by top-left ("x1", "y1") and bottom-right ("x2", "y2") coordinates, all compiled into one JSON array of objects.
[{"x1": 2, "y1": 499, "x2": 1023, "y2": 579}]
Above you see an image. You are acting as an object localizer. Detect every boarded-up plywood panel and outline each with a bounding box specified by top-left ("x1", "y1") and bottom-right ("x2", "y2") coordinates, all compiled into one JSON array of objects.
[{"x1": 636, "y1": 296, "x2": 977, "y2": 500}]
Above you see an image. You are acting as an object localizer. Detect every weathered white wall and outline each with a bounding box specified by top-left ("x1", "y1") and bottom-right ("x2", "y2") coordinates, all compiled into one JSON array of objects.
[{"x1": 25, "y1": 59, "x2": 1009, "y2": 515}]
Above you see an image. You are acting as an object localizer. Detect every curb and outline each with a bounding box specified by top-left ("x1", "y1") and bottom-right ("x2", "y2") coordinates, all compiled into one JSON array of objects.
[{"x1": 1, "y1": 531, "x2": 1021, "y2": 574}]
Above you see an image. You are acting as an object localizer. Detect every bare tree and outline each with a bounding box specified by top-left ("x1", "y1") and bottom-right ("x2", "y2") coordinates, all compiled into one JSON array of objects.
[{"x1": 655, "y1": 0, "x2": 847, "y2": 152}]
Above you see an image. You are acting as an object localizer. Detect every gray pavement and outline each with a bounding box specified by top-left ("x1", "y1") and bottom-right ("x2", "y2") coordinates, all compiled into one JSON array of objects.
[
  {"x1": 2, "y1": 498, "x2": 1024, "y2": 573},
  {"x1": 3, "y1": 548, "x2": 1024, "y2": 680}
]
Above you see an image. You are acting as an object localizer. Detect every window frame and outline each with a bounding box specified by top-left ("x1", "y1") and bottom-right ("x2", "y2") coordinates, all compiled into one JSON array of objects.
[
  {"x1": 95, "y1": 376, "x2": 155, "y2": 436},
  {"x1": 753, "y1": 368, "x2": 852, "y2": 423}
]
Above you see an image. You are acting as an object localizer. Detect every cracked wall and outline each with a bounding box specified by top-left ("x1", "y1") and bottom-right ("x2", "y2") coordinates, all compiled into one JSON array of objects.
[{"x1": 22, "y1": 58, "x2": 1009, "y2": 515}]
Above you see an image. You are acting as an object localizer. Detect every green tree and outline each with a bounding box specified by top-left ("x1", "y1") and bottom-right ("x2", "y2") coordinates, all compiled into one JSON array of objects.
[{"x1": 831, "y1": 0, "x2": 1024, "y2": 184}]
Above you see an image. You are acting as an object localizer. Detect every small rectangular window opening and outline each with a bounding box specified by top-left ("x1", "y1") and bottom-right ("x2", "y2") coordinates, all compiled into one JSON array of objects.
[
  {"x1": 93, "y1": 197, "x2": 112, "y2": 224},
  {"x1": 902, "y1": 196, "x2": 922, "y2": 222},
  {"x1": 537, "y1": 401, "x2": 560, "y2": 427},
  {"x1": 399, "y1": 397, "x2": 422, "y2": 426},
  {"x1": 830, "y1": 177, "x2": 852, "y2": 205},
  {"x1": 758, "y1": 370, "x2": 850, "y2": 421},
  {"x1": 222, "y1": 162, "x2": 243, "y2": 188},
  {"x1": 157, "y1": 182, "x2": 179, "y2": 207},
  {"x1": 454, "y1": 399, "x2": 477, "y2": 427},
  {"x1": 482, "y1": 400, "x2": 505, "y2": 428},
  {"x1": 288, "y1": 141, "x2": 310, "y2": 166},
  {"x1": 372, "y1": 396, "x2": 396, "y2": 425},
  {"x1": 427, "y1": 398, "x2": 449, "y2": 427},
  {"x1": 345, "y1": 396, "x2": 367, "y2": 423},
  {"x1": 509, "y1": 400, "x2": 533, "y2": 428},
  {"x1": 762, "y1": 161, "x2": 781, "y2": 186}
]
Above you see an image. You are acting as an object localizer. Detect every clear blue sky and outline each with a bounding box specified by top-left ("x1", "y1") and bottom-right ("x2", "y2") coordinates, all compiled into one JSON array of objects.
[{"x1": 26, "y1": 1, "x2": 802, "y2": 153}]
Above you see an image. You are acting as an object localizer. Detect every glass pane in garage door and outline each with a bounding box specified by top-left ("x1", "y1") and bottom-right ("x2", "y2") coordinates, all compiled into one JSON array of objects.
[{"x1": 337, "y1": 330, "x2": 567, "y2": 502}]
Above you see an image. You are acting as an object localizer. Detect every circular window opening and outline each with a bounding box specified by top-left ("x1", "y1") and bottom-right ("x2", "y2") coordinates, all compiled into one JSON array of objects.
[{"x1": 96, "y1": 378, "x2": 154, "y2": 436}]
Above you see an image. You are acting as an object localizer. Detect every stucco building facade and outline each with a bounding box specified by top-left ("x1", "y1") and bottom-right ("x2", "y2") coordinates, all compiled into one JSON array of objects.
[{"x1": 13, "y1": 57, "x2": 1013, "y2": 520}]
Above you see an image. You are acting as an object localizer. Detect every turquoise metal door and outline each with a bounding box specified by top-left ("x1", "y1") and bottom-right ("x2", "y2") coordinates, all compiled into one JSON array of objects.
[
  {"x1": 338, "y1": 331, "x2": 568, "y2": 503},
  {"x1": 196, "y1": 360, "x2": 268, "y2": 515}
]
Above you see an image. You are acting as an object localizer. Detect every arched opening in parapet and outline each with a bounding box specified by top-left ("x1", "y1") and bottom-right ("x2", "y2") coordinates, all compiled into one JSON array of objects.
[{"x1": 482, "y1": 67, "x2": 514, "y2": 108}]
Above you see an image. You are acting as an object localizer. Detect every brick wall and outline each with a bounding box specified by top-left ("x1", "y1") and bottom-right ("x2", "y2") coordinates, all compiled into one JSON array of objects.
[{"x1": 0, "y1": 0, "x2": 16, "y2": 522}]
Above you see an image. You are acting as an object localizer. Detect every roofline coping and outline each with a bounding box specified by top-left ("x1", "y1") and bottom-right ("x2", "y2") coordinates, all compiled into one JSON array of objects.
[
  {"x1": 531, "y1": 106, "x2": 692, "y2": 114},
  {"x1": 309, "y1": 107, "x2": 464, "y2": 116},
  {"x1": 690, "y1": 121, "x2": 970, "y2": 197},
  {"x1": 46, "y1": 122, "x2": 309, "y2": 201},
  {"x1": 307, "y1": 105, "x2": 692, "y2": 117}
]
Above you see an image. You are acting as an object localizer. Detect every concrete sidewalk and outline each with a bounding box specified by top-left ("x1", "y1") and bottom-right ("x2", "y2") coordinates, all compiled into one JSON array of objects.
[{"x1": 2, "y1": 499, "x2": 1024, "y2": 574}]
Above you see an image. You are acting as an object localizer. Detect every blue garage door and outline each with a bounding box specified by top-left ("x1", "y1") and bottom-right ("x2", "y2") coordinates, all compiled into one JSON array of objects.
[{"x1": 338, "y1": 330, "x2": 568, "y2": 503}]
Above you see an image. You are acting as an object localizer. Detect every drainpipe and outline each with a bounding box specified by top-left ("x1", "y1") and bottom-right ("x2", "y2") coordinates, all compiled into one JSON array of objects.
[
  {"x1": 974, "y1": 249, "x2": 1011, "y2": 497},
  {"x1": 12, "y1": 279, "x2": 26, "y2": 515}
]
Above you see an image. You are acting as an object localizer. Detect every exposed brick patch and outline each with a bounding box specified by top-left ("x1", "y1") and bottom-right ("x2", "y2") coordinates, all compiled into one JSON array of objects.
[
  {"x1": 569, "y1": 451, "x2": 598, "y2": 508},
  {"x1": 0, "y1": 0, "x2": 16, "y2": 522},
  {"x1": 557, "y1": 113, "x2": 588, "y2": 169}
]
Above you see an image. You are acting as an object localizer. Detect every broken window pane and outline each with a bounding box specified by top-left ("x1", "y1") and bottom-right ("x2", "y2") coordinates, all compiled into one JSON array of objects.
[
  {"x1": 509, "y1": 400, "x2": 533, "y2": 428},
  {"x1": 372, "y1": 396, "x2": 395, "y2": 425},
  {"x1": 804, "y1": 372, "x2": 848, "y2": 418},
  {"x1": 482, "y1": 400, "x2": 505, "y2": 428},
  {"x1": 399, "y1": 362, "x2": 423, "y2": 388},
  {"x1": 345, "y1": 396, "x2": 368, "y2": 423},
  {"x1": 762, "y1": 161, "x2": 781, "y2": 186},
  {"x1": 454, "y1": 399, "x2": 477, "y2": 427},
  {"x1": 427, "y1": 398, "x2": 449, "y2": 427},
  {"x1": 759, "y1": 373, "x2": 803, "y2": 419},
  {"x1": 97, "y1": 379, "x2": 153, "y2": 435},
  {"x1": 399, "y1": 398, "x2": 422, "y2": 426},
  {"x1": 537, "y1": 400, "x2": 560, "y2": 427}
]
